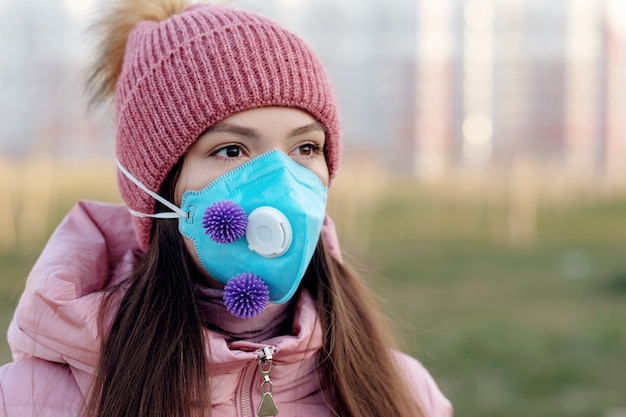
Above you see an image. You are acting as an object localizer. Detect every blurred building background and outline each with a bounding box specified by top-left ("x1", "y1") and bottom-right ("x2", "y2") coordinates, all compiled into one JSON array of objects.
[{"x1": 1, "y1": 0, "x2": 625, "y2": 183}]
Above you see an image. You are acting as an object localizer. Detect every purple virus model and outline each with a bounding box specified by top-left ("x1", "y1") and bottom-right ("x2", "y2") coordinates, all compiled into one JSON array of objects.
[
  {"x1": 223, "y1": 273, "x2": 270, "y2": 318},
  {"x1": 202, "y1": 200, "x2": 248, "y2": 244}
]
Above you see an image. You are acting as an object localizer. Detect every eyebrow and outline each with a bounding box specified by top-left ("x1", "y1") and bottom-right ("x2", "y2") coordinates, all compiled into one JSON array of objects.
[
  {"x1": 208, "y1": 121, "x2": 326, "y2": 139},
  {"x1": 208, "y1": 123, "x2": 258, "y2": 138},
  {"x1": 288, "y1": 122, "x2": 326, "y2": 137}
]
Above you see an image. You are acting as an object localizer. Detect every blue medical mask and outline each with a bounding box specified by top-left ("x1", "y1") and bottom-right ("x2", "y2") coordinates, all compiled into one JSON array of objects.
[{"x1": 117, "y1": 150, "x2": 328, "y2": 318}]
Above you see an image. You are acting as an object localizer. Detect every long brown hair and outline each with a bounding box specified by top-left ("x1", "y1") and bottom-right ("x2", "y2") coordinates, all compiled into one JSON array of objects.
[
  {"x1": 84, "y1": 217, "x2": 209, "y2": 417},
  {"x1": 305, "y1": 240, "x2": 425, "y2": 417}
]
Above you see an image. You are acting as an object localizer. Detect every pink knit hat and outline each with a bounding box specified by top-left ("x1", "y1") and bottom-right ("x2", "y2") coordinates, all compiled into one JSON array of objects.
[{"x1": 115, "y1": 4, "x2": 341, "y2": 249}]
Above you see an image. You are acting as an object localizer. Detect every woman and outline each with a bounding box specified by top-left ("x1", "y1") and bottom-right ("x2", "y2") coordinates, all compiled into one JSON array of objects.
[{"x1": 0, "y1": 1, "x2": 452, "y2": 416}]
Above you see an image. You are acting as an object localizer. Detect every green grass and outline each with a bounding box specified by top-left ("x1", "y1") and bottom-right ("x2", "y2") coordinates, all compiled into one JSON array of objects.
[
  {"x1": 358, "y1": 185, "x2": 626, "y2": 417},
  {"x1": 1, "y1": 179, "x2": 626, "y2": 417},
  {"x1": 0, "y1": 250, "x2": 39, "y2": 361}
]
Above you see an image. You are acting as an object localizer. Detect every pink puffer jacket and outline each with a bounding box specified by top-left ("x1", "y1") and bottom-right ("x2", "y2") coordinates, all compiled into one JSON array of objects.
[{"x1": 0, "y1": 201, "x2": 452, "y2": 417}]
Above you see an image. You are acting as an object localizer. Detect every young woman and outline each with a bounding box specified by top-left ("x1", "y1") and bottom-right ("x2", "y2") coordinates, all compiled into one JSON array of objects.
[{"x1": 0, "y1": 1, "x2": 452, "y2": 416}]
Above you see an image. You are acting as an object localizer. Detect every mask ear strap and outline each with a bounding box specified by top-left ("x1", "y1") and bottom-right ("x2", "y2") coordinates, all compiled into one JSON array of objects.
[{"x1": 116, "y1": 160, "x2": 188, "y2": 219}]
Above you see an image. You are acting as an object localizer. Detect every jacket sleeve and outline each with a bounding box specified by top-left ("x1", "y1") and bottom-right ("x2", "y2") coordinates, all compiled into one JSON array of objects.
[
  {"x1": 0, "y1": 358, "x2": 84, "y2": 417},
  {"x1": 0, "y1": 365, "x2": 8, "y2": 417},
  {"x1": 392, "y1": 350, "x2": 453, "y2": 417}
]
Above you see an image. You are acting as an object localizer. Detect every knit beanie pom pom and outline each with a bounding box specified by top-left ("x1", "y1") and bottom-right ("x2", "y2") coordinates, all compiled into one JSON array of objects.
[{"x1": 87, "y1": 0, "x2": 190, "y2": 105}]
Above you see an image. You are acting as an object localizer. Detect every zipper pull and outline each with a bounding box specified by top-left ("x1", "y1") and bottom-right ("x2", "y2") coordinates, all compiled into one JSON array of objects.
[{"x1": 256, "y1": 347, "x2": 278, "y2": 417}]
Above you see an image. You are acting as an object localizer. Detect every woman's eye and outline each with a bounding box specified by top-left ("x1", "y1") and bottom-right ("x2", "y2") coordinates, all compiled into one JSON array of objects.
[
  {"x1": 295, "y1": 144, "x2": 322, "y2": 156},
  {"x1": 214, "y1": 145, "x2": 242, "y2": 158}
]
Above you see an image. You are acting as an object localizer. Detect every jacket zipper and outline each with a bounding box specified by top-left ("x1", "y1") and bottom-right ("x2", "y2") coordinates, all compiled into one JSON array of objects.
[
  {"x1": 238, "y1": 359, "x2": 256, "y2": 417},
  {"x1": 255, "y1": 346, "x2": 278, "y2": 417}
]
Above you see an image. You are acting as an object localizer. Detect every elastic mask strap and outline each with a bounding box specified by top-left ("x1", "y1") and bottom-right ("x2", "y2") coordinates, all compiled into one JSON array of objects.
[{"x1": 116, "y1": 160, "x2": 188, "y2": 219}]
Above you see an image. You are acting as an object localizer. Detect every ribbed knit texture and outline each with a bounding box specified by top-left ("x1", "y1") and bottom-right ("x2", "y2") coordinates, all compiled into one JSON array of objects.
[{"x1": 115, "y1": 4, "x2": 341, "y2": 249}]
